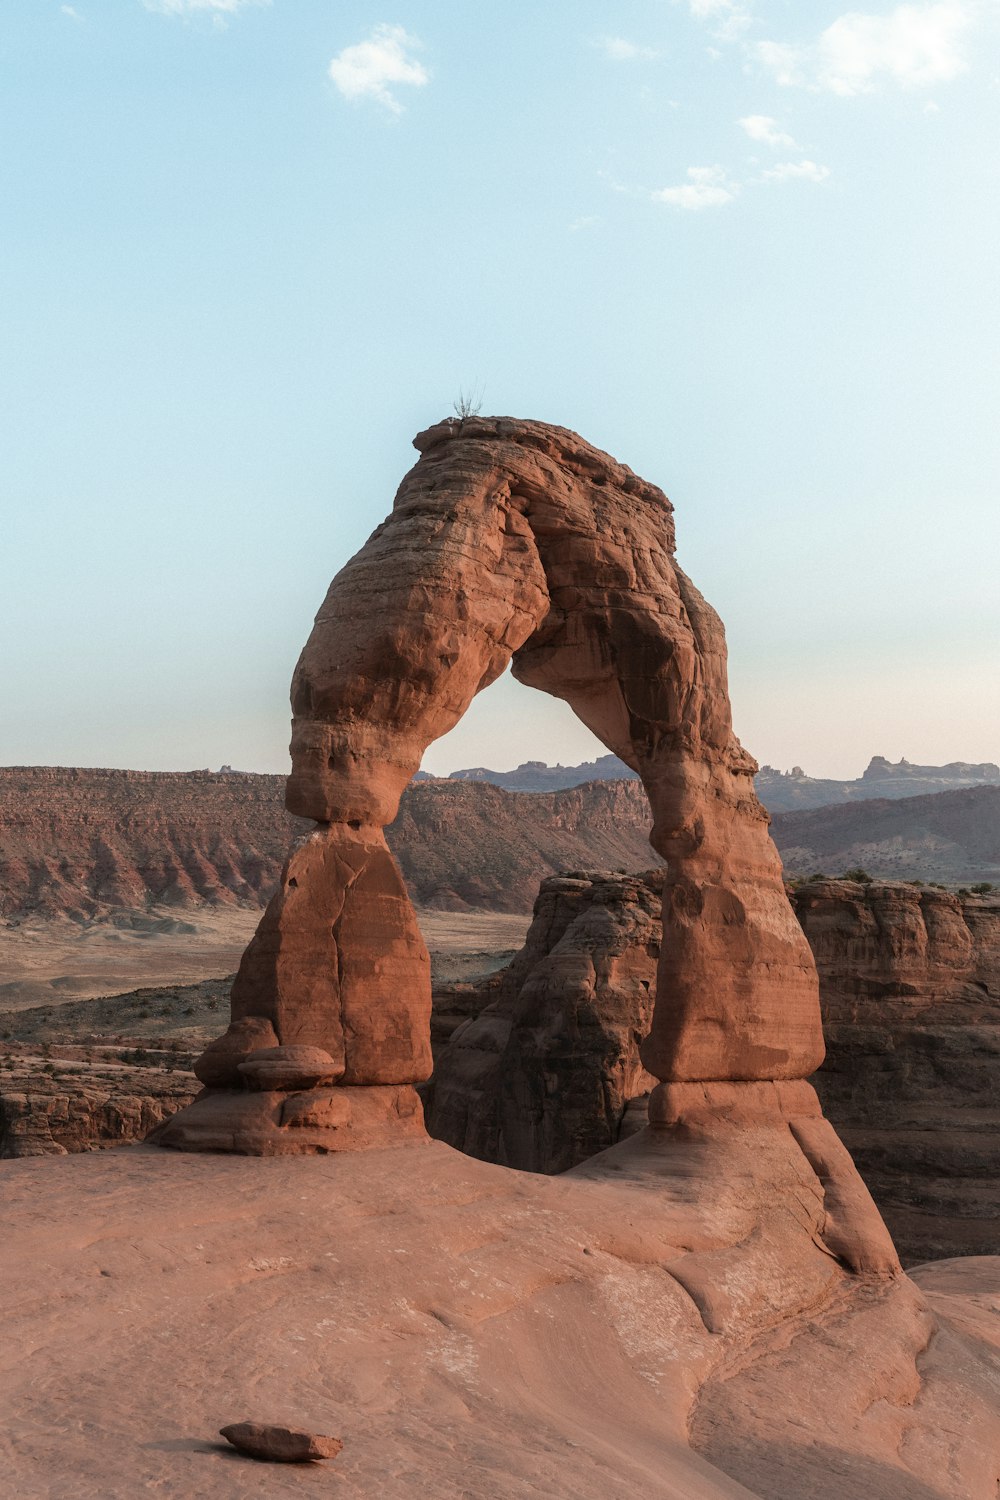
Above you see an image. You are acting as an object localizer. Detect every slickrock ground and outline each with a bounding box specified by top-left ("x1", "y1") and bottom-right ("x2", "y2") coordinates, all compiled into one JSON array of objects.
[{"x1": 4, "y1": 1138, "x2": 1000, "y2": 1499}]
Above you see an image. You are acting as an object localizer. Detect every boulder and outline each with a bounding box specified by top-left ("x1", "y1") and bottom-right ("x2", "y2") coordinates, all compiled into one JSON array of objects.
[{"x1": 219, "y1": 1423, "x2": 343, "y2": 1463}]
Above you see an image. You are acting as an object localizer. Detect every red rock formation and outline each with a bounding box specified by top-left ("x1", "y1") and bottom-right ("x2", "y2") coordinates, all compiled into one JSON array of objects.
[
  {"x1": 428, "y1": 870, "x2": 1000, "y2": 1263},
  {"x1": 158, "y1": 417, "x2": 830, "y2": 1168},
  {"x1": 425, "y1": 871, "x2": 661, "y2": 1171},
  {"x1": 795, "y1": 879, "x2": 1000, "y2": 1261},
  {"x1": 0, "y1": 1062, "x2": 198, "y2": 1158}
]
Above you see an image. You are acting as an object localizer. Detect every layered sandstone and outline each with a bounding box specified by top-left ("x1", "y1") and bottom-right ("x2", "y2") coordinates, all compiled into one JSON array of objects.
[
  {"x1": 795, "y1": 879, "x2": 1000, "y2": 1261},
  {"x1": 0, "y1": 1053, "x2": 198, "y2": 1158},
  {"x1": 160, "y1": 416, "x2": 828, "y2": 1159},
  {"x1": 427, "y1": 871, "x2": 1000, "y2": 1262},
  {"x1": 424, "y1": 871, "x2": 661, "y2": 1171}
]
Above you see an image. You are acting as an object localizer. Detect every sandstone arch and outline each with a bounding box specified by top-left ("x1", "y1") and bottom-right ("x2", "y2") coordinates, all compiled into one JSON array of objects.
[{"x1": 157, "y1": 417, "x2": 826, "y2": 1156}]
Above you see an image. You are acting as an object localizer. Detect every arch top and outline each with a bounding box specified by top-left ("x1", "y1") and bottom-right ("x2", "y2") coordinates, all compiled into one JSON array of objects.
[
  {"x1": 411, "y1": 414, "x2": 674, "y2": 524},
  {"x1": 287, "y1": 416, "x2": 686, "y2": 830}
]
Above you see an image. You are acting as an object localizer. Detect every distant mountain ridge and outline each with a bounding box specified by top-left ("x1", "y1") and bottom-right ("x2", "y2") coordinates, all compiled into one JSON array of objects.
[
  {"x1": 418, "y1": 753, "x2": 1000, "y2": 812},
  {"x1": 770, "y1": 785, "x2": 1000, "y2": 886},
  {"x1": 417, "y1": 752, "x2": 638, "y2": 793},
  {"x1": 2, "y1": 764, "x2": 997, "y2": 920}
]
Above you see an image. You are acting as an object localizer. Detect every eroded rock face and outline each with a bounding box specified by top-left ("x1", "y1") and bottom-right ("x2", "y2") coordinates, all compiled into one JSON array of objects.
[
  {"x1": 427, "y1": 871, "x2": 1000, "y2": 1263},
  {"x1": 0, "y1": 1065, "x2": 198, "y2": 1158},
  {"x1": 158, "y1": 416, "x2": 825, "y2": 1157},
  {"x1": 425, "y1": 871, "x2": 662, "y2": 1171},
  {"x1": 795, "y1": 880, "x2": 1000, "y2": 1262}
]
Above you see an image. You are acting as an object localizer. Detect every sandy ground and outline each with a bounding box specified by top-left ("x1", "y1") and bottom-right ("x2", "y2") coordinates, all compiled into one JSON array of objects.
[
  {"x1": 4, "y1": 1126, "x2": 1000, "y2": 1499},
  {"x1": 0, "y1": 906, "x2": 530, "y2": 1011}
]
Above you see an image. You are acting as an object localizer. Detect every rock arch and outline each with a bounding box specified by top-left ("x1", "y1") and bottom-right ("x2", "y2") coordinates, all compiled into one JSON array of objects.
[{"x1": 156, "y1": 417, "x2": 825, "y2": 1155}]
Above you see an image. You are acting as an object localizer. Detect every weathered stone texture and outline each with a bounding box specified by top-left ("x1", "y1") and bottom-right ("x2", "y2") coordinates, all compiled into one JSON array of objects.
[
  {"x1": 427, "y1": 871, "x2": 1000, "y2": 1263},
  {"x1": 160, "y1": 416, "x2": 825, "y2": 1157},
  {"x1": 424, "y1": 871, "x2": 661, "y2": 1171}
]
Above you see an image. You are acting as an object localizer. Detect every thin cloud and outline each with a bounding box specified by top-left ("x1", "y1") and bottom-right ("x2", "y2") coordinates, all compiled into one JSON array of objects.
[
  {"x1": 143, "y1": 0, "x2": 269, "y2": 17},
  {"x1": 756, "y1": 2, "x2": 972, "y2": 95},
  {"x1": 739, "y1": 113, "x2": 798, "y2": 147},
  {"x1": 687, "y1": 0, "x2": 754, "y2": 43},
  {"x1": 328, "y1": 24, "x2": 428, "y2": 115},
  {"x1": 653, "y1": 165, "x2": 738, "y2": 210},
  {"x1": 596, "y1": 36, "x2": 660, "y2": 62},
  {"x1": 761, "y1": 159, "x2": 831, "y2": 183},
  {"x1": 61, "y1": 5, "x2": 83, "y2": 19}
]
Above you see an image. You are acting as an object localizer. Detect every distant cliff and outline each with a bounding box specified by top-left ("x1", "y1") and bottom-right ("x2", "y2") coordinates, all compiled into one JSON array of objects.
[
  {"x1": 4, "y1": 765, "x2": 995, "y2": 919},
  {"x1": 795, "y1": 879, "x2": 1000, "y2": 1262},
  {"x1": 0, "y1": 766, "x2": 655, "y2": 919},
  {"x1": 0, "y1": 767, "x2": 305, "y2": 920},
  {"x1": 429, "y1": 752, "x2": 639, "y2": 793}
]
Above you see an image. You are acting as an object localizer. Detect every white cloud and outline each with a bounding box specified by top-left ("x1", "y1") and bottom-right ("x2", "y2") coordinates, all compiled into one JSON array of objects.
[
  {"x1": 653, "y1": 165, "x2": 738, "y2": 209},
  {"x1": 61, "y1": 5, "x2": 83, "y2": 19},
  {"x1": 328, "y1": 24, "x2": 428, "y2": 115},
  {"x1": 739, "y1": 113, "x2": 798, "y2": 147},
  {"x1": 687, "y1": 0, "x2": 754, "y2": 43},
  {"x1": 756, "y1": 2, "x2": 972, "y2": 95},
  {"x1": 596, "y1": 36, "x2": 660, "y2": 62},
  {"x1": 761, "y1": 159, "x2": 831, "y2": 183},
  {"x1": 569, "y1": 215, "x2": 602, "y2": 232},
  {"x1": 143, "y1": 0, "x2": 268, "y2": 16}
]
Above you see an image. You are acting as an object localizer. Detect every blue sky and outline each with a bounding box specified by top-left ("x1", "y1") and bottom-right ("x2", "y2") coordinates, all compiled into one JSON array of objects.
[{"x1": 2, "y1": 0, "x2": 998, "y2": 779}]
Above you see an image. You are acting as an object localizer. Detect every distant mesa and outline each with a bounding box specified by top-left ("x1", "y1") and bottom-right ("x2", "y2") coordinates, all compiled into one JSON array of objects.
[
  {"x1": 415, "y1": 751, "x2": 638, "y2": 792},
  {"x1": 2, "y1": 765, "x2": 998, "y2": 921},
  {"x1": 418, "y1": 751, "x2": 1000, "y2": 811}
]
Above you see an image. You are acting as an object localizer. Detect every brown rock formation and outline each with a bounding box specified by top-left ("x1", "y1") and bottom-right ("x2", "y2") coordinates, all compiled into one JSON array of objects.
[
  {"x1": 425, "y1": 871, "x2": 661, "y2": 1171},
  {"x1": 0, "y1": 1059, "x2": 198, "y2": 1158},
  {"x1": 795, "y1": 879, "x2": 1000, "y2": 1261},
  {"x1": 159, "y1": 415, "x2": 828, "y2": 1159},
  {"x1": 219, "y1": 1423, "x2": 343, "y2": 1464},
  {"x1": 428, "y1": 870, "x2": 1000, "y2": 1263}
]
